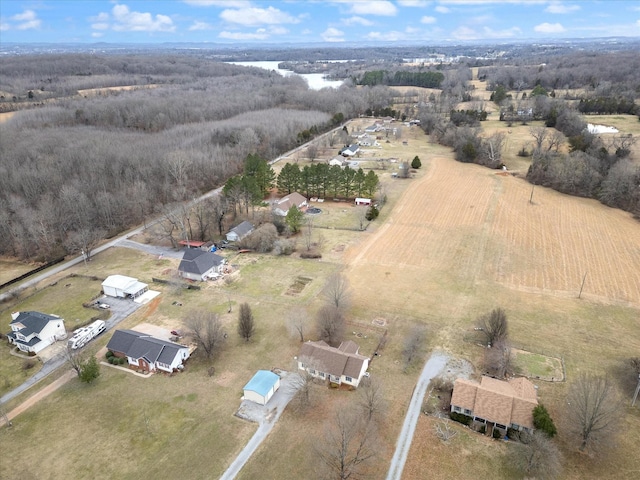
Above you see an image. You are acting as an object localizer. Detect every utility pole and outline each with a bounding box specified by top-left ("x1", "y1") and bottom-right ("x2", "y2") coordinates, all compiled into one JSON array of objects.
[
  {"x1": 529, "y1": 185, "x2": 535, "y2": 204},
  {"x1": 578, "y1": 271, "x2": 587, "y2": 299},
  {"x1": 632, "y1": 375, "x2": 640, "y2": 407}
]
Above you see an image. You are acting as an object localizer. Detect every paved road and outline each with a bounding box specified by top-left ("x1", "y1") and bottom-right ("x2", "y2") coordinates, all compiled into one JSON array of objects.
[
  {"x1": 220, "y1": 372, "x2": 300, "y2": 480},
  {"x1": 0, "y1": 297, "x2": 142, "y2": 405},
  {"x1": 115, "y1": 239, "x2": 185, "y2": 259},
  {"x1": 386, "y1": 352, "x2": 449, "y2": 480}
]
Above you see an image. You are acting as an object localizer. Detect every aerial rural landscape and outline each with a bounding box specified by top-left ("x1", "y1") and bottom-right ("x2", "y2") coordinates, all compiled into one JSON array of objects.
[{"x1": 1, "y1": 1, "x2": 639, "y2": 479}]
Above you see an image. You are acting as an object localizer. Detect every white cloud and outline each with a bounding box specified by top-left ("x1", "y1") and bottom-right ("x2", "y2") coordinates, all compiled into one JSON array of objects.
[
  {"x1": 451, "y1": 25, "x2": 477, "y2": 40},
  {"x1": 435, "y1": 6, "x2": 450, "y2": 13},
  {"x1": 0, "y1": 23, "x2": 10, "y2": 31},
  {"x1": 322, "y1": 27, "x2": 345, "y2": 42},
  {"x1": 90, "y1": 12, "x2": 110, "y2": 22},
  {"x1": 184, "y1": 0, "x2": 250, "y2": 6},
  {"x1": 534, "y1": 22, "x2": 565, "y2": 33},
  {"x1": 483, "y1": 26, "x2": 521, "y2": 38},
  {"x1": 219, "y1": 29, "x2": 269, "y2": 40},
  {"x1": 398, "y1": 0, "x2": 431, "y2": 6},
  {"x1": 545, "y1": 2, "x2": 580, "y2": 14},
  {"x1": 343, "y1": 16, "x2": 374, "y2": 26},
  {"x1": 349, "y1": 1, "x2": 397, "y2": 16},
  {"x1": 421, "y1": 16, "x2": 436, "y2": 24},
  {"x1": 471, "y1": 14, "x2": 493, "y2": 24},
  {"x1": 220, "y1": 6, "x2": 299, "y2": 26},
  {"x1": 108, "y1": 4, "x2": 175, "y2": 32},
  {"x1": 269, "y1": 26, "x2": 289, "y2": 35},
  {"x1": 7, "y1": 9, "x2": 42, "y2": 30},
  {"x1": 91, "y1": 32, "x2": 103, "y2": 38},
  {"x1": 91, "y1": 23, "x2": 110, "y2": 30},
  {"x1": 188, "y1": 21, "x2": 213, "y2": 31},
  {"x1": 366, "y1": 30, "x2": 403, "y2": 41},
  {"x1": 301, "y1": 28, "x2": 312, "y2": 35}
]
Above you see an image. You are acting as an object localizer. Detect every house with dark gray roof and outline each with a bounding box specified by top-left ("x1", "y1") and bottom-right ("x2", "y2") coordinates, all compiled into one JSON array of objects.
[
  {"x1": 178, "y1": 248, "x2": 225, "y2": 281},
  {"x1": 226, "y1": 221, "x2": 255, "y2": 242},
  {"x1": 106, "y1": 329, "x2": 190, "y2": 373},
  {"x1": 7, "y1": 311, "x2": 66, "y2": 354},
  {"x1": 298, "y1": 340, "x2": 369, "y2": 387}
]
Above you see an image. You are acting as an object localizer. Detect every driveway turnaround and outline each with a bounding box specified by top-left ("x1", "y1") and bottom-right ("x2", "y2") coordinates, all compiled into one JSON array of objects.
[
  {"x1": 220, "y1": 372, "x2": 300, "y2": 480},
  {"x1": 386, "y1": 352, "x2": 449, "y2": 480}
]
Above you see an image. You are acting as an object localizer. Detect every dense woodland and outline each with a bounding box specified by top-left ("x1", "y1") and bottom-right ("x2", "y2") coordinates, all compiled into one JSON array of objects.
[
  {"x1": 0, "y1": 55, "x2": 394, "y2": 261},
  {"x1": 1, "y1": 46, "x2": 639, "y2": 263}
]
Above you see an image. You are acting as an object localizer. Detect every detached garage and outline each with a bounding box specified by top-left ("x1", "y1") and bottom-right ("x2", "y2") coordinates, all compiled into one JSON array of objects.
[
  {"x1": 102, "y1": 275, "x2": 148, "y2": 299},
  {"x1": 243, "y1": 370, "x2": 280, "y2": 406}
]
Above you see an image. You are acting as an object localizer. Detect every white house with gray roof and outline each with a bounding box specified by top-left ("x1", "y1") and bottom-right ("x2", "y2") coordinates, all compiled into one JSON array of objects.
[
  {"x1": 7, "y1": 311, "x2": 66, "y2": 354},
  {"x1": 106, "y1": 329, "x2": 189, "y2": 373},
  {"x1": 226, "y1": 221, "x2": 255, "y2": 242},
  {"x1": 178, "y1": 249, "x2": 225, "y2": 281}
]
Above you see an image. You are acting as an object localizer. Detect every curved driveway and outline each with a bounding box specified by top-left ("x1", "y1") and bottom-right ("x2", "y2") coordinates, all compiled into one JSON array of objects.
[{"x1": 386, "y1": 352, "x2": 449, "y2": 480}]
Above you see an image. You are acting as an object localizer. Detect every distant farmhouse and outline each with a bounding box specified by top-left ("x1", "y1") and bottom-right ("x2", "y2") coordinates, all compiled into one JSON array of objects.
[
  {"x1": 226, "y1": 221, "x2": 255, "y2": 242},
  {"x1": 107, "y1": 329, "x2": 190, "y2": 374},
  {"x1": 178, "y1": 249, "x2": 225, "y2": 281},
  {"x1": 450, "y1": 376, "x2": 538, "y2": 436},
  {"x1": 273, "y1": 192, "x2": 308, "y2": 216},
  {"x1": 339, "y1": 144, "x2": 360, "y2": 157},
  {"x1": 298, "y1": 340, "x2": 369, "y2": 388},
  {"x1": 7, "y1": 311, "x2": 66, "y2": 354}
]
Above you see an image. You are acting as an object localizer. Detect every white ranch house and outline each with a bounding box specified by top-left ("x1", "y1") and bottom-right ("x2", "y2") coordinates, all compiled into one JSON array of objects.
[{"x1": 298, "y1": 340, "x2": 369, "y2": 387}]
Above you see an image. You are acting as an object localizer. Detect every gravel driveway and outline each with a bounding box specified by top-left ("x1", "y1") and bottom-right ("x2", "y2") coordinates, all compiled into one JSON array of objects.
[
  {"x1": 220, "y1": 371, "x2": 300, "y2": 480},
  {"x1": 386, "y1": 351, "x2": 449, "y2": 480}
]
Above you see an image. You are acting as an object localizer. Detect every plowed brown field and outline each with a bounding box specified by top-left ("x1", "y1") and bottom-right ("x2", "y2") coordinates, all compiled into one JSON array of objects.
[{"x1": 344, "y1": 154, "x2": 640, "y2": 315}]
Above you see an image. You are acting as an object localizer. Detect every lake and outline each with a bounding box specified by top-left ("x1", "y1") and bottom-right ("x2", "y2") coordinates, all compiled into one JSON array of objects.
[{"x1": 228, "y1": 61, "x2": 345, "y2": 90}]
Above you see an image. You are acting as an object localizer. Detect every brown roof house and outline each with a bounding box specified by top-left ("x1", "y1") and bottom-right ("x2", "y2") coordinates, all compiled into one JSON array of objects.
[
  {"x1": 450, "y1": 376, "x2": 538, "y2": 435},
  {"x1": 297, "y1": 340, "x2": 369, "y2": 387},
  {"x1": 273, "y1": 192, "x2": 308, "y2": 216}
]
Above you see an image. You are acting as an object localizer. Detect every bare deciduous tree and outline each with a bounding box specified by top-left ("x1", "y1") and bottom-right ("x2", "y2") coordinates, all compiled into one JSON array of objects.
[
  {"x1": 357, "y1": 376, "x2": 385, "y2": 422},
  {"x1": 323, "y1": 272, "x2": 351, "y2": 310},
  {"x1": 307, "y1": 144, "x2": 319, "y2": 162},
  {"x1": 477, "y1": 307, "x2": 508, "y2": 347},
  {"x1": 186, "y1": 310, "x2": 225, "y2": 361},
  {"x1": 238, "y1": 302, "x2": 255, "y2": 342},
  {"x1": 63, "y1": 345, "x2": 85, "y2": 376},
  {"x1": 434, "y1": 419, "x2": 458, "y2": 443},
  {"x1": 289, "y1": 356, "x2": 321, "y2": 412},
  {"x1": 484, "y1": 338, "x2": 511, "y2": 379},
  {"x1": 513, "y1": 430, "x2": 563, "y2": 480},
  {"x1": 402, "y1": 325, "x2": 427, "y2": 372},
  {"x1": 316, "y1": 409, "x2": 378, "y2": 480},
  {"x1": 315, "y1": 305, "x2": 345, "y2": 348},
  {"x1": 287, "y1": 307, "x2": 309, "y2": 343},
  {"x1": 568, "y1": 373, "x2": 621, "y2": 452}
]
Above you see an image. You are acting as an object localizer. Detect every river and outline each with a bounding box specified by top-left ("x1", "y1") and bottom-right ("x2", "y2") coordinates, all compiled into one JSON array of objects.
[{"x1": 227, "y1": 61, "x2": 345, "y2": 90}]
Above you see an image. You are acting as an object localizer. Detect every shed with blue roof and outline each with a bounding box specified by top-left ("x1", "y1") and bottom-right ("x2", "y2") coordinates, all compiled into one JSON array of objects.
[{"x1": 243, "y1": 370, "x2": 280, "y2": 405}]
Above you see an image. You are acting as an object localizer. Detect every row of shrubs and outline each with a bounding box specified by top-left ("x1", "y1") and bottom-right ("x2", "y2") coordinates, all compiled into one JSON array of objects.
[{"x1": 105, "y1": 350, "x2": 127, "y2": 366}]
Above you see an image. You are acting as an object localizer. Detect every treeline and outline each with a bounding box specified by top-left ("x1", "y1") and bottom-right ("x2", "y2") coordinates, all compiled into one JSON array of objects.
[
  {"x1": 479, "y1": 51, "x2": 640, "y2": 94},
  {"x1": 356, "y1": 70, "x2": 444, "y2": 88},
  {"x1": 578, "y1": 97, "x2": 637, "y2": 115},
  {"x1": 276, "y1": 162, "x2": 379, "y2": 200},
  {"x1": 0, "y1": 54, "x2": 397, "y2": 262}
]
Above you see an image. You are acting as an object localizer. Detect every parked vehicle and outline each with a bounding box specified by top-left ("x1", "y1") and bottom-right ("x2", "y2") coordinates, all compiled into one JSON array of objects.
[{"x1": 67, "y1": 320, "x2": 106, "y2": 349}]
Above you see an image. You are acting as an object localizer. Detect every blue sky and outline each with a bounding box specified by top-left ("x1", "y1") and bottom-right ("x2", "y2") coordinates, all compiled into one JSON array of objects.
[{"x1": 1, "y1": 1, "x2": 638, "y2": 44}]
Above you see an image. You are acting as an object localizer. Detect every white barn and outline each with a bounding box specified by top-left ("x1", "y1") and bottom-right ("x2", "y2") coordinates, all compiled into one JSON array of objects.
[
  {"x1": 243, "y1": 370, "x2": 281, "y2": 405},
  {"x1": 102, "y1": 275, "x2": 148, "y2": 299}
]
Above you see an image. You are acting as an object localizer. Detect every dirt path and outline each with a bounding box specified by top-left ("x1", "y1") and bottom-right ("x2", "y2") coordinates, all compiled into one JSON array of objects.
[{"x1": 1, "y1": 370, "x2": 75, "y2": 427}]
